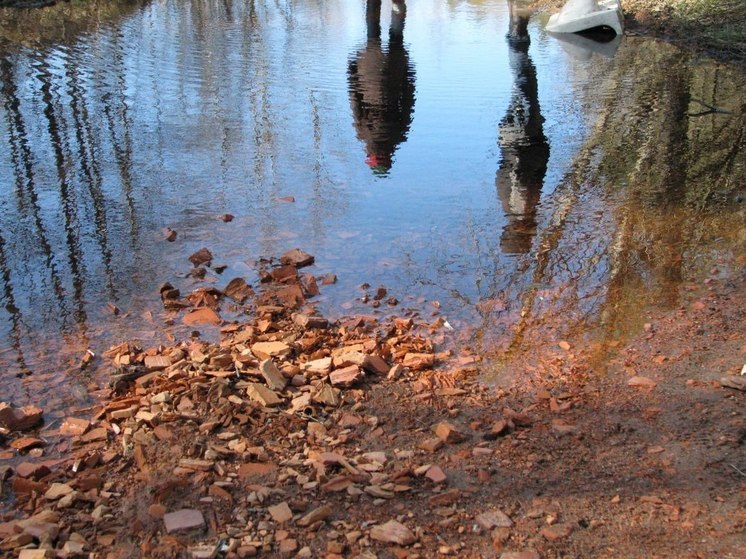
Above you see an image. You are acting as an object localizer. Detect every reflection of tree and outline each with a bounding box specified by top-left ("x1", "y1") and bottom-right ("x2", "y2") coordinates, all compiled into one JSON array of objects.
[
  {"x1": 483, "y1": 39, "x2": 745, "y2": 361},
  {"x1": 496, "y1": 0, "x2": 549, "y2": 254},
  {"x1": 348, "y1": 0, "x2": 416, "y2": 175}
]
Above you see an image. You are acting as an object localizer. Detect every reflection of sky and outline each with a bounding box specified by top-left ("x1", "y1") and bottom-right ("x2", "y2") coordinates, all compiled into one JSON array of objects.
[{"x1": 0, "y1": 0, "x2": 608, "y2": 407}]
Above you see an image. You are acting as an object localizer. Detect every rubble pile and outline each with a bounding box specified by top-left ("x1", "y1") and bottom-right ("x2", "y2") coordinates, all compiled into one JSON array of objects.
[{"x1": 1, "y1": 250, "x2": 529, "y2": 559}]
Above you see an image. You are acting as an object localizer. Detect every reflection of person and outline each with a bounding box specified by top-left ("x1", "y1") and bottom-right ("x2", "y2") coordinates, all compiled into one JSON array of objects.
[
  {"x1": 348, "y1": 0, "x2": 416, "y2": 175},
  {"x1": 497, "y1": 0, "x2": 550, "y2": 253}
]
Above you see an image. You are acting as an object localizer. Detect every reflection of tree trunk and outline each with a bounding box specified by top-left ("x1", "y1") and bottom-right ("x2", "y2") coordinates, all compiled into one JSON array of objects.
[
  {"x1": 0, "y1": 227, "x2": 29, "y2": 374},
  {"x1": 67, "y1": 61, "x2": 116, "y2": 296},
  {"x1": 38, "y1": 65, "x2": 87, "y2": 326},
  {"x1": 107, "y1": 29, "x2": 140, "y2": 248},
  {"x1": 0, "y1": 55, "x2": 66, "y2": 304}
]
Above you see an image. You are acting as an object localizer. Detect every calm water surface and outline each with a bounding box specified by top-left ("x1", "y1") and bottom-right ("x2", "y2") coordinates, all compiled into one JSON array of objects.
[{"x1": 0, "y1": 0, "x2": 744, "y2": 413}]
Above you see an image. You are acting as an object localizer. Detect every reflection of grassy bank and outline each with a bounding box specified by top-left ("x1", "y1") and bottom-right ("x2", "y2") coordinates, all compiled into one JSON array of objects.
[
  {"x1": 0, "y1": 0, "x2": 145, "y2": 46},
  {"x1": 535, "y1": 0, "x2": 746, "y2": 62}
]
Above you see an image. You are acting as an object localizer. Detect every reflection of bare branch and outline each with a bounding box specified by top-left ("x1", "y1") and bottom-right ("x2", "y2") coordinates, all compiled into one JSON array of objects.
[{"x1": 688, "y1": 97, "x2": 733, "y2": 117}]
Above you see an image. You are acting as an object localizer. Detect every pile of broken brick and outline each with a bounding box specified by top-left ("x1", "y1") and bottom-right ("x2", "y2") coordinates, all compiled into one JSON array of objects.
[{"x1": 2, "y1": 249, "x2": 543, "y2": 559}]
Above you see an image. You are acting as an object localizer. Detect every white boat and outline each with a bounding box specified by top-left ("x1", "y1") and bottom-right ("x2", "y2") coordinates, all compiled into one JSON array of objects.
[{"x1": 546, "y1": 0, "x2": 624, "y2": 36}]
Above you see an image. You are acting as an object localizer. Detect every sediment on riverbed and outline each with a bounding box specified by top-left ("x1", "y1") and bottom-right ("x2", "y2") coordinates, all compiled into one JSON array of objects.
[{"x1": 1, "y1": 248, "x2": 745, "y2": 559}]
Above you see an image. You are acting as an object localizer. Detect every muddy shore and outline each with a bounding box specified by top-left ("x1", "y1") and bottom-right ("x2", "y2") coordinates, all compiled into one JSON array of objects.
[{"x1": 1, "y1": 247, "x2": 744, "y2": 559}]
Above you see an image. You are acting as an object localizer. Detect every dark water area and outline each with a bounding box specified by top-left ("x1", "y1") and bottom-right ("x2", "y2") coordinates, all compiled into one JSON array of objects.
[{"x1": 0, "y1": 0, "x2": 744, "y2": 415}]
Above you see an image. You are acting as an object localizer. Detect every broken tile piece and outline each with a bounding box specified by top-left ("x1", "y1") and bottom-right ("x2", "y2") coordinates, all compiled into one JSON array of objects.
[{"x1": 163, "y1": 509, "x2": 205, "y2": 534}]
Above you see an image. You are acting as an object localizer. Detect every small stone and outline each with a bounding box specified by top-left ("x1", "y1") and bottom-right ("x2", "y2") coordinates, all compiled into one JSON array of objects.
[
  {"x1": 251, "y1": 342, "x2": 292, "y2": 361},
  {"x1": 188, "y1": 248, "x2": 213, "y2": 267},
  {"x1": 720, "y1": 376, "x2": 746, "y2": 391},
  {"x1": 189, "y1": 543, "x2": 219, "y2": 559},
  {"x1": 183, "y1": 308, "x2": 221, "y2": 326},
  {"x1": 476, "y1": 510, "x2": 513, "y2": 530},
  {"x1": 499, "y1": 553, "x2": 540, "y2": 559},
  {"x1": 149, "y1": 504, "x2": 167, "y2": 518},
  {"x1": 62, "y1": 540, "x2": 86, "y2": 555},
  {"x1": 224, "y1": 277, "x2": 254, "y2": 304},
  {"x1": 163, "y1": 509, "x2": 205, "y2": 534},
  {"x1": 9, "y1": 437, "x2": 44, "y2": 451},
  {"x1": 237, "y1": 462, "x2": 277, "y2": 479},
  {"x1": 425, "y1": 465, "x2": 447, "y2": 484},
  {"x1": 551, "y1": 420, "x2": 579, "y2": 436},
  {"x1": 402, "y1": 353, "x2": 434, "y2": 371},
  {"x1": 293, "y1": 314, "x2": 329, "y2": 329},
  {"x1": 329, "y1": 365, "x2": 363, "y2": 387},
  {"x1": 419, "y1": 437, "x2": 444, "y2": 453},
  {"x1": 387, "y1": 364, "x2": 405, "y2": 381},
  {"x1": 220, "y1": 213, "x2": 234, "y2": 222},
  {"x1": 433, "y1": 421, "x2": 465, "y2": 444},
  {"x1": 628, "y1": 376, "x2": 657, "y2": 388},
  {"x1": 278, "y1": 539, "x2": 298, "y2": 555},
  {"x1": 297, "y1": 505, "x2": 332, "y2": 526},
  {"x1": 369, "y1": 520, "x2": 416, "y2": 546},
  {"x1": 44, "y1": 483, "x2": 74, "y2": 500},
  {"x1": 302, "y1": 357, "x2": 333, "y2": 376},
  {"x1": 280, "y1": 249, "x2": 315, "y2": 268},
  {"x1": 59, "y1": 417, "x2": 90, "y2": 436},
  {"x1": 361, "y1": 354, "x2": 390, "y2": 375},
  {"x1": 540, "y1": 523, "x2": 573, "y2": 540},
  {"x1": 268, "y1": 502, "x2": 293, "y2": 524},
  {"x1": 246, "y1": 383, "x2": 282, "y2": 407},
  {"x1": 237, "y1": 546, "x2": 257, "y2": 558},
  {"x1": 144, "y1": 355, "x2": 171, "y2": 370},
  {"x1": 18, "y1": 550, "x2": 54, "y2": 559},
  {"x1": 260, "y1": 359, "x2": 288, "y2": 391},
  {"x1": 15, "y1": 462, "x2": 51, "y2": 479},
  {"x1": 0, "y1": 403, "x2": 43, "y2": 431}
]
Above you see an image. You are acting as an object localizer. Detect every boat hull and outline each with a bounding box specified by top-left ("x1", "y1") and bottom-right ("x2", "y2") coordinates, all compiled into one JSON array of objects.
[{"x1": 546, "y1": 0, "x2": 624, "y2": 36}]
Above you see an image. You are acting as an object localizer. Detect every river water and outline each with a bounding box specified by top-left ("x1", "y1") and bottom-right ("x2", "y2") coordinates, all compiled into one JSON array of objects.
[{"x1": 0, "y1": 0, "x2": 744, "y2": 416}]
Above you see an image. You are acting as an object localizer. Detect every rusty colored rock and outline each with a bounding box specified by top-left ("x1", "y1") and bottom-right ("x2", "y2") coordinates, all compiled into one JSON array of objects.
[
  {"x1": 428, "y1": 489, "x2": 461, "y2": 506},
  {"x1": 183, "y1": 307, "x2": 221, "y2": 326},
  {"x1": 251, "y1": 341, "x2": 292, "y2": 360},
  {"x1": 44, "y1": 482, "x2": 74, "y2": 500},
  {"x1": 163, "y1": 509, "x2": 205, "y2": 534},
  {"x1": 293, "y1": 313, "x2": 329, "y2": 329},
  {"x1": 188, "y1": 248, "x2": 213, "y2": 267},
  {"x1": 425, "y1": 465, "x2": 447, "y2": 484},
  {"x1": 433, "y1": 421, "x2": 465, "y2": 444},
  {"x1": 9, "y1": 437, "x2": 44, "y2": 451},
  {"x1": 144, "y1": 355, "x2": 170, "y2": 370},
  {"x1": 476, "y1": 510, "x2": 513, "y2": 530},
  {"x1": 0, "y1": 403, "x2": 43, "y2": 432},
  {"x1": 238, "y1": 462, "x2": 277, "y2": 479},
  {"x1": 628, "y1": 376, "x2": 657, "y2": 388},
  {"x1": 268, "y1": 501, "x2": 293, "y2": 524},
  {"x1": 297, "y1": 505, "x2": 332, "y2": 527},
  {"x1": 246, "y1": 383, "x2": 282, "y2": 407},
  {"x1": 369, "y1": 520, "x2": 416, "y2": 546},
  {"x1": 224, "y1": 277, "x2": 254, "y2": 303},
  {"x1": 280, "y1": 248, "x2": 315, "y2": 268},
  {"x1": 260, "y1": 359, "x2": 288, "y2": 391},
  {"x1": 15, "y1": 462, "x2": 51, "y2": 480},
  {"x1": 329, "y1": 365, "x2": 363, "y2": 387},
  {"x1": 402, "y1": 353, "x2": 434, "y2": 370},
  {"x1": 541, "y1": 523, "x2": 573, "y2": 541},
  {"x1": 361, "y1": 354, "x2": 390, "y2": 375}
]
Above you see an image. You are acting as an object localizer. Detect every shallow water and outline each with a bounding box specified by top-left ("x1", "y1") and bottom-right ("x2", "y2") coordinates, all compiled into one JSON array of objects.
[{"x1": 0, "y1": 0, "x2": 744, "y2": 414}]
